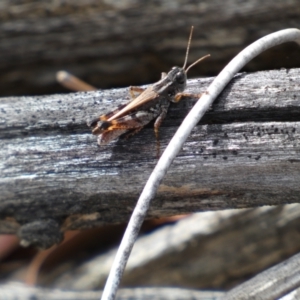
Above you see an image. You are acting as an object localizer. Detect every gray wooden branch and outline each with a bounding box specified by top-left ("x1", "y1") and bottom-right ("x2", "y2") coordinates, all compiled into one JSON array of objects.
[
  {"x1": 0, "y1": 284, "x2": 223, "y2": 300},
  {"x1": 1, "y1": 0, "x2": 300, "y2": 96},
  {"x1": 223, "y1": 251, "x2": 300, "y2": 300},
  {"x1": 1, "y1": 68, "x2": 300, "y2": 247},
  {"x1": 2, "y1": 206, "x2": 300, "y2": 299},
  {"x1": 52, "y1": 205, "x2": 300, "y2": 291}
]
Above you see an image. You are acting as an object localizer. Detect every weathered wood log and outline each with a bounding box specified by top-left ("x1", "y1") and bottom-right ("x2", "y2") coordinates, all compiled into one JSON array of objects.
[
  {"x1": 1, "y1": 0, "x2": 300, "y2": 96},
  {"x1": 0, "y1": 283, "x2": 224, "y2": 300},
  {"x1": 223, "y1": 250, "x2": 300, "y2": 300},
  {"x1": 1, "y1": 68, "x2": 300, "y2": 247},
  {"x1": 51, "y1": 205, "x2": 300, "y2": 291}
]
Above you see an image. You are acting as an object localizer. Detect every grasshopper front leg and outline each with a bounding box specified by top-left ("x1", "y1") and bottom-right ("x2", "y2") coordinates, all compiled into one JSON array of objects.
[{"x1": 174, "y1": 92, "x2": 204, "y2": 102}]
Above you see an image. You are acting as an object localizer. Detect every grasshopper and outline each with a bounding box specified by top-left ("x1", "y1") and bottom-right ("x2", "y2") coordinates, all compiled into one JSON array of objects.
[{"x1": 57, "y1": 27, "x2": 210, "y2": 150}]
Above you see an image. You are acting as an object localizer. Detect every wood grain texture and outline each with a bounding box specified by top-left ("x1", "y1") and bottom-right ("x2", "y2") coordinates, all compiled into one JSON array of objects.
[
  {"x1": 1, "y1": 68, "x2": 300, "y2": 245},
  {"x1": 1, "y1": 0, "x2": 300, "y2": 96}
]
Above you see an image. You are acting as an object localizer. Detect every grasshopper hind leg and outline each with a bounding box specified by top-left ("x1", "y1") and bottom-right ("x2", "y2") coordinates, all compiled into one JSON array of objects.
[
  {"x1": 87, "y1": 102, "x2": 128, "y2": 129},
  {"x1": 121, "y1": 127, "x2": 144, "y2": 140},
  {"x1": 98, "y1": 129, "x2": 128, "y2": 145},
  {"x1": 129, "y1": 86, "x2": 145, "y2": 100}
]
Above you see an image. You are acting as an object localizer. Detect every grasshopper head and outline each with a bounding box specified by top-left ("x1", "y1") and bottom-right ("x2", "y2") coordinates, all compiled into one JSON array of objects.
[
  {"x1": 166, "y1": 66, "x2": 187, "y2": 95},
  {"x1": 164, "y1": 51, "x2": 210, "y2": 103}
]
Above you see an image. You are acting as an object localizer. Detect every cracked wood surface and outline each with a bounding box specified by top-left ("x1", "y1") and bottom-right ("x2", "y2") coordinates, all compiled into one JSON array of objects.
[{"x1": 1, "y1": 68, "x2": 300, "y2": 245}]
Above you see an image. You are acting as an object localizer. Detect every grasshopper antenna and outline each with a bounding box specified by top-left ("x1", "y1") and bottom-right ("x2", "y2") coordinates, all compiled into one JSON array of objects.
[
  {"x1": 182, "y1": 26, "x2": 210, "y2": 73},
  {"x1": 185, "y1": 54, "x2": 210, "y2": 73},
  {"x1": 182, "y1": 26, "x2": 194, "y2": 70}
]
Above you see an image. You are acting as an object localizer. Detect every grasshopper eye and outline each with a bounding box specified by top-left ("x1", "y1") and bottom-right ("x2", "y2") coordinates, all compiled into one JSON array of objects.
[{"x1": 175, "y1": 72, "x2": 185, "y2": 84}]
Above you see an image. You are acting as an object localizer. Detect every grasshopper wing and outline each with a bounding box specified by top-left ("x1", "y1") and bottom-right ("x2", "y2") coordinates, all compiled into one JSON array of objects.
[{"x1": 108, "y1": 86, "x2": 158, "y2": 121}]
